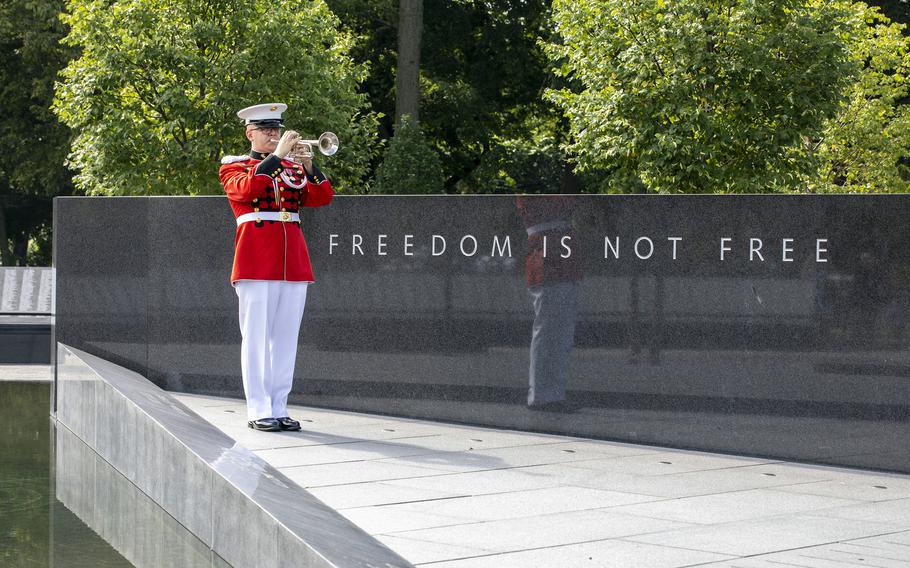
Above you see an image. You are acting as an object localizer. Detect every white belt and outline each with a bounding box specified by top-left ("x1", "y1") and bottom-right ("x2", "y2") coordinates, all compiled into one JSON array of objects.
[
  {"x1": 526, "y1": 220, "x2": 570, "y2": 236},
  {"x1": 236, "y1": 211, "x2": 300, "y2": 226}
]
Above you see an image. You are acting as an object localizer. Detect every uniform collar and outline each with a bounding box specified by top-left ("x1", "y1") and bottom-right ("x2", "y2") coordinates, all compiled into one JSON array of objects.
[{"x1": 250, "y1": 150, "x2": 269, "y2": 160}]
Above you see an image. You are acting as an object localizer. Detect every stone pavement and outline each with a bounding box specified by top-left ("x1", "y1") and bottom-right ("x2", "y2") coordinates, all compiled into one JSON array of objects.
[
  {"x1": 0, "y1": 364, "x2": 51, "y2": 381},
  {"x1": 175, "y1": 392, "x2": 910, "y2": 568}
]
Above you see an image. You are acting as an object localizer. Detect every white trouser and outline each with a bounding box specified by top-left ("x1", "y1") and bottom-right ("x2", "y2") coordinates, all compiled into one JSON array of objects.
[
  {"x1": 528, "y1": 281, "x2": 579, "y2": 405},
  {"x1": 235, "y1": 281, "x2": 308, "y2": 421}
]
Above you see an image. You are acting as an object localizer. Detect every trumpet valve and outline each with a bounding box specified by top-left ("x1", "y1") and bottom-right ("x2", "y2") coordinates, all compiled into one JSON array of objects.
[{"x1": 289, "y1": 141, "x2": 314, "y2": 163}]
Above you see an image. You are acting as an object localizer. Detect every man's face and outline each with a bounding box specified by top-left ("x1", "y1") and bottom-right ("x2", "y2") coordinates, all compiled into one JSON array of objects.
[{"x1": 246, "y1": 125, "x2": 280, "y2": 153}]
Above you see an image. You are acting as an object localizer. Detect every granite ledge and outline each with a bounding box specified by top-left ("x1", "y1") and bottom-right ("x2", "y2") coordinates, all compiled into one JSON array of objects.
[{"x1": 54, "y1": 342, "x2": 413, "y2": 568}]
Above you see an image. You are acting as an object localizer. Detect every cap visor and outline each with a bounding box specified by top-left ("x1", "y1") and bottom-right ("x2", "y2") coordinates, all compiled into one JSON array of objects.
[{"x1": 250, "y1": 120, "x2": 284, "y2": 128}]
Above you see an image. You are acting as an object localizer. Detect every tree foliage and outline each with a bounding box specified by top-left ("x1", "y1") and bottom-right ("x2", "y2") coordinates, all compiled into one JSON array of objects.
[
  {"x1": 54, "y1": 0, "x2": 378, "y2": 195},
  {"x1": 546, "y1": 0, "x2": 857, "y2": 193},
  {"x1": 0, "y1": 0, "x2": 74, "y2": 265},
  {"x1": 328, "y1": 0, "x2": 558, "y2": 192},
  {"x1": 807, "y1": 2, "x2": 910, "y2": 192},
  {"x1": 373, "y1": 114, "x2": 444, "y2": 194},
  {"x1": 866, "y1": 0, "x2": 910, "y2": 29}
]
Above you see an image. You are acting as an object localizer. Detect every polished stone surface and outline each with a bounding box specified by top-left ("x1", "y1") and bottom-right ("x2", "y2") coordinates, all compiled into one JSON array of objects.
[
  {"x1": 55, "y1": 422, "x2": 222, "y2": 567},
  {"x1": 54, "y1": 195, "x2": 910, "y2": 473},
  {"x1": 0, "y1": 267, "x2": 53, "y2": 314},
  {"x1": 54, "y1": 197, "x2": 149, "y2": 374},
  {"x1": 178, "y1": 392, "x2": 910, "y2": 567},
  {"x1": 55, "y1": 343, "x2": 413, "y2": 568},
  {"x1": 146, "y1": 197, "x2": 237, "y2": 390},
  {"x1": 0, "y1": 315, "x2": 51, "y2": 364}
]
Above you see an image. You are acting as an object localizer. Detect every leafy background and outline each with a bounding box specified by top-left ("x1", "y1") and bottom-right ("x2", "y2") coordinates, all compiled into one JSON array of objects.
[{"x1": 1, "y1": 0, "x2": 908, "y2": 265}]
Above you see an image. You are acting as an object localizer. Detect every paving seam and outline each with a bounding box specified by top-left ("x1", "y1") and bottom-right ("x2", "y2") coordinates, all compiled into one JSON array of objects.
[
  {"x1": 406, "y1": 533, "x2": 739, "y2": 566},
  {"x1": 802, "y1": 549, "x2": 910, "y2": 564},
  {"x1": 337, "y1": 486, "x2": 663, "y2": 512},
  {"x1": 620, "y1": 528, "x2": 910, "y2": 565},
  {"x1": 301, "y1": 455, "x2": 648, "y2": 482},
  {"x1": 256, "y1": 443, "x2": 635, "y2": 470},
  {"x1": 248, "y1": 433, "x2": 446, "y2": 452}
]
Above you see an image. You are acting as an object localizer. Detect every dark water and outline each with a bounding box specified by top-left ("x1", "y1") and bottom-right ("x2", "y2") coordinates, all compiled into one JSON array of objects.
[{"x1": 0, "y1": 381, "x2": 133, "y2": 567}]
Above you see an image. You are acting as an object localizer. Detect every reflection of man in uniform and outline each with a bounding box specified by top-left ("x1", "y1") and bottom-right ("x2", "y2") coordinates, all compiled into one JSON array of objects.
[
  {"x1": 219, "y1": 103, "x2": 334, "y2": 431},
  {"x1": 516, "y1": 196, "x2": 583, "y2": 410}
]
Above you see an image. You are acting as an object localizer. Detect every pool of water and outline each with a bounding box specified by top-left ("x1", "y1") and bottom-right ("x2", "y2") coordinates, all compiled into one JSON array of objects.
[{"x1": 0, "y1": 381, "x2": 133, "y2": 567}]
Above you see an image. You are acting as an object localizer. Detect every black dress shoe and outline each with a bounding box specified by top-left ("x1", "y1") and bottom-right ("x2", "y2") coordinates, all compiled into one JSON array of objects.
[
  {"x1": 276, "y1": 417, "x2": 302, "y2": 431},
  {"x1": 248, "y1": 418, "x2": 280, "y2": 431}
]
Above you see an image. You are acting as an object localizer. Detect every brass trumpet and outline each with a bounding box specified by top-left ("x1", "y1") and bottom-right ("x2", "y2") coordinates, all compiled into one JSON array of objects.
[
  {"x1": 291, "y1": 132, "x2": 339, "y2": 163},
  {"x1": 269, "y1": 132, "x2": 340, "y2": 163}
]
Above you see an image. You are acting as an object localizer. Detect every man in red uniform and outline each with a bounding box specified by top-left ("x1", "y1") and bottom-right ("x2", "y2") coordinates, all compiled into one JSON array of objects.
[
  {"x1": 219, "y1": 103, "x2": 334, "y2": 431},
  {"x1": 516, "y1": 195, "x2": 583, "y2": 411}
]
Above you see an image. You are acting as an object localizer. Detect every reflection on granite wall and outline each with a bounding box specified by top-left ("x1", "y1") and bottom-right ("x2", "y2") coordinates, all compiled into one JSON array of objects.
[
  {"x1": 54, "y1": 424, "x2": 223, "y2": 567},
  {"x1": 54, "y1": 195, "x2": 910, "y2": 473}
]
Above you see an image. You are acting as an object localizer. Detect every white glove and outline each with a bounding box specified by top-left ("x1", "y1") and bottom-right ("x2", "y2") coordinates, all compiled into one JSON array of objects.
[{"x1": 274, "y1": 130, "x2": 300, "y2": 158}]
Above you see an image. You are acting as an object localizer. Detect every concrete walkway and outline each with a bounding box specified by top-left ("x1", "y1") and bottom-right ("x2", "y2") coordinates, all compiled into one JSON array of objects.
[
  {"x1": 175, "y1": 392, "x2": 910, "y2": 568},
  {"x1": 0, "y1": 364, "x2": 51, "y2": 381}
]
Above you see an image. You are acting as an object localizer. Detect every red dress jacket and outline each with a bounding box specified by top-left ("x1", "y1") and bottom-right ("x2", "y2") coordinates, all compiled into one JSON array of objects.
[
  {"x1": 220, "y1": 152, "x2": 334, "y2": 284},
  {"x1": 516, "y1": 195, "x2": 584, "y2": 288}
]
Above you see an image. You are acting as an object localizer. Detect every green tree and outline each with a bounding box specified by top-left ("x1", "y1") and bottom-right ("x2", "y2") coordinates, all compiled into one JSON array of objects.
[
  {"x1": 546, "y1": 0, "x2": 855, "y2": 194},
  {"x1": 807, "y1": 2, "x2": 910, "y2": 192},
  {"x1": 373, "y1": 114, "x2": 444, "y2": 193},
  {"x1": 327, "y1": 0, "x2": 559, "y2": 192},
  {"x1": 867, "y1": 0, "x2": 910, "y2": 28},
  {"x1": 0, "y1": 0, "x2": 74, "y2": 266},
  {"x1": 54, "y1": 0, "x2": 378, "y2": 196}
]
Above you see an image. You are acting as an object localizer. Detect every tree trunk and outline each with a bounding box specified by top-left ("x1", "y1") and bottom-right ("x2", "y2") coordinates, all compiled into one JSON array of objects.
[
  {"x1": 559, "y1": 161, "x2": 582, "y2": 194},
  {"x1": 0, "y1": 202, "x2": 10, "y2": 266},
  {"x1": 12, "y1": 235, "x2": 27, "y2": 266},
  {"x1": 395, "y1": 0, "x2": 423, "y2": 127}
]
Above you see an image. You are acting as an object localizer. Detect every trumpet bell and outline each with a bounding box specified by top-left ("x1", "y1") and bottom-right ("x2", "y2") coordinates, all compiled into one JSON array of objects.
[
  {"x1": 317, "y1": 132, "x2": 339, "y2": 156},
  {"x1": 289, "y1": 132, "x2": 340, "y2": 163}
]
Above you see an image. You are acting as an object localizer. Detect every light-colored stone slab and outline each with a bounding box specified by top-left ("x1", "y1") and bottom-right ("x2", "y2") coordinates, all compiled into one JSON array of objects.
[
  {"x1": 378, "y1": 442, "x2": 639, "y2": 474},
  {"x1": 380, "y1": 486, "x2": 659, "y2": 521},
  {"x1": 701, "y1": 531, "x2": 910, "y2": 567},
  {"x1": 773, "y1": 478, "x2": 910, "y2": 501},
  {"x1": 563, "y1": 450, "x2": 772, "y2": 476},
  {"x1": 378, "y1": 508, "x2": 693, "y2": 552},
  {"x1": 424, "y1": 539, "x2": 735, "y2": 568},
  {"x1": 571, "y1": 463, "x2": 827, "y2": 498},
  {"x1": 625, "y1": 513, "x2": 903, "y2": 556},
  {"x1": 0, "y1": 364, "x2": 52, "y2": 381},
  {"x1": 372, "y1": 466, "x2": 568, "y2": 497},
  {"x1": 374, "y1": 534, "x2": 498, "y2": 565},
  {"x1": 283, "y1": 460, "x2": 448, "y2": 488},
  {"x1": 255, "y1": 439, "x2": 453, "y2": 468},
  {"x1": 309, "y1": 481, "x2": 468, "y2": 509},
  {"x1": 609, "y1": 488, "x2": 863, "y2": 525},
  {"x1": 175, "y1": 391, "x2": 910, "y2": 568},
  {"x1": 813, "y1": 498, "x2": 910, "y2": 525},
  {"x1": 341, "y1": 508, "x2": 473, "y2": 535}
]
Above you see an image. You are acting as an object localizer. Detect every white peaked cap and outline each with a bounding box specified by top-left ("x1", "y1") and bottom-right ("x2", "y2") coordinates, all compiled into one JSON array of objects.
[{"x1": 237, "y1": 103, "x2": 287, "y2": 125}]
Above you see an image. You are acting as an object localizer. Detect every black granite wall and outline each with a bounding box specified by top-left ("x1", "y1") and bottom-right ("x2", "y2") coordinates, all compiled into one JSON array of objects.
[{"x1": 54, "y1": 195, "x2": 910, "y2": 473}]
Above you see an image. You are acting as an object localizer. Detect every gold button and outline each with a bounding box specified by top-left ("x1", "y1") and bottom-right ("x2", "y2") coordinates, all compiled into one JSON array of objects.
[
  {"x1": 281, "y1": 208, "x2": 287, "y2": 212},
  {"x1": 254, "y1": 208, "x2": 259, "y2": 212},
  {"x1": 256, "y1": 217, "x2": 261, "y2": 223},
  {"x1": 280, "y1": 197, "x2": 285, "y2": 201}
]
